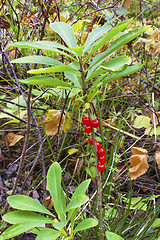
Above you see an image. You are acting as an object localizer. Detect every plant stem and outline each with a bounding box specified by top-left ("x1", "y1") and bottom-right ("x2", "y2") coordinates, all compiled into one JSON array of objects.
[
  {"x1": 79, "y1": 58, "x2": 103, "y2": 239},
  {"x1": 87, "y1": 109, "x2": 103, "y2": 239}
]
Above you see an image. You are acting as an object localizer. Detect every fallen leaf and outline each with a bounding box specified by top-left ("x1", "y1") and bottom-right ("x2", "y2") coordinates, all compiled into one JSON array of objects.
[
  {"x1": 131, "y1": 147, "x2": 148, "y2": 155},
  {"x1": 6, "y1": 132, "x2": 24, "y2": 146},
  {"x1": 45, "y1": 196, "x2": 53, "y2": 209},
  {"x1": 134, "y1": 115, "x2": 151, "y2": 129},
  {"x1": 43, "y1": 110, "x2": 72, "y2": 136},
  {"x1": 155, "y1": 150, "x2": 160, "y2": 169},
  {"x1": 151, "y1": 112, "x2": 160, "y2": 126},
  {"x1": 122, "y1": 0, "x2": 131, "y2": 8},
  {"x1": 129, "y1": 147, "x2": 149, "y2": 180},
  {"x1": 148, "y1": 27, "x2": 159, "y2": 40},
  {"x1": 68, "y1": 148, "x2": 79, "y2": 155}
]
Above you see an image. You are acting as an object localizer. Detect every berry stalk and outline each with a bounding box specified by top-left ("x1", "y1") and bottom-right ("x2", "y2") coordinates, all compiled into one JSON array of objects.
[{"x1": 87, "y1": 109, "x2": 103, "y2": 239}]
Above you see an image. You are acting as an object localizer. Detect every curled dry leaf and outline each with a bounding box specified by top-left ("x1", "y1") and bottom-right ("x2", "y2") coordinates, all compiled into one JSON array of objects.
[
  {"x1": 155, "y1": 150, "x2": 160, "y2": 169},
  {"x1": 45, "y1": 196, "x2": 53, "y2": 209},
  {"x1": 43, "y1": 109, "x2": 72, "y2": 136},
  {"x1": 122, "y1": 0, "x2": 131, "y2": 8},
  {"x1": 129, "y1": 147, "x2": 149, "y2": 180},
  {"x1": 6, "y1": 132, "x2": 24, "y2": 146}
]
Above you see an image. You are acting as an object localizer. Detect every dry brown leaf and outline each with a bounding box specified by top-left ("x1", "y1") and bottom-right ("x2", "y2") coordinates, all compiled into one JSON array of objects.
[
  {"x1": 148, "y1": 28, "x2": 159, "y2": 40},
  {"x1": 151, "y1": 112, "x2": 160, "y2": 125},
  {"x1": 6, "y1": 132, "x2": 24, "y2": 146},
  {"x1": 43, "y1": 110, "x2": 72, "y2": 136},
  {"x1": 129, "y1": 147, "x2": 149, "y2": 180},
  {"x1": 122, "y1": 0, "x2": 131, "y2": 8},
  {"x1": 155, "y1": 150, "x2": 160, "y2": 169},
  {"x1": 131, "y1": 147, "x2": 148, "y2": 155},
  {"x1": 45, "y1": 196, "x2": 53, "y2": 208}
]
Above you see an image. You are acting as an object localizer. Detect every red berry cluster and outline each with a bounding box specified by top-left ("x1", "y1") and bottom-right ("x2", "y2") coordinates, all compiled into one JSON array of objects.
[{"x1": 82, "y1": 117, "x2": 106, "y2": 172}]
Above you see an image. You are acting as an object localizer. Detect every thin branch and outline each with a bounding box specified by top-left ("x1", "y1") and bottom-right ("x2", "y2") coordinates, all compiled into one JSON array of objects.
[{"x1": 71, "y1": 0, "x2": 122, "y2": 25}]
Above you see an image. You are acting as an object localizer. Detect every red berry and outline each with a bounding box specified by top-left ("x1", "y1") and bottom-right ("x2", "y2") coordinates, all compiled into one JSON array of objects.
[
  {"x1": 88, "y1": 137, "x2": 93, "y2": 145},
  {"x1": 96, "y1": 142, "x2": 101, "y2": 150},
  {"x1": 99, "y1": 155, "x2": 107, "y2": 164},
  {"x1": 82, "y1": 117, "x2": 91, "y2": 126},
  {"x1": 91, "y1": 119, "x2": 100, "y2": 128},
  {"x1": 97, "y1": 163, "x2": 105, "y2": 171},
  {"x1": 84, "y1": 125, "x2": 92, "y2": 134},
  {"x1": 97, "y1": 148, "x2": 105, "y2": 156}
]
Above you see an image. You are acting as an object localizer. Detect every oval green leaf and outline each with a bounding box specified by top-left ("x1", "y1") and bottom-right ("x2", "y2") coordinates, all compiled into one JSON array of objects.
[
  {"x1": 3, "y1": 210, "x2": 54, "y2": 224},
  {"x1": 0, "y1": 221, "x2": 48, "y2": 240},
  {"x1": 73, "y1": 218, "x2": 98, "y2": 233},
  {"x1": 7, "y1": 195, "x2": 53, "y2": 216},
  {"x1": 65, "y1": 194, "x2": 88, "y2": 211},
  {"x1": 36, "y1": 228, "x2": 61, "y2": 240},
  {"x1": 50, "y1": 22, "x2": 77, "y2": 48},
  {"x1": 47, "y1": 162, "x2": 66, "y2": 220},
  {"x1": 106, "y1": 232, "x2": 124, "y2": 240}
]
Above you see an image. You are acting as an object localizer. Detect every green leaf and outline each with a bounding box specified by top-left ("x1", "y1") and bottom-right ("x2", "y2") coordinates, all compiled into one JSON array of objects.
[
  {"x1": 7, "y1": 195, "x2": 53, "y2": 216},
  {"x1": 0, "y1": 221, "x2": 48, "y2": 240},
  {"x1": 50, "y1": 22, "x2": 77, "y2": 48},
  {"x1": 11, "y1": 56, "x2": 64, "y2": 66},
  {"x1": 151, "y1": 218, "x2": 160, "y2": 228},
  {"x1": 85, "y1": 166, "x2": 97, "y2": 178},
  {"x1": 73, "y1": 218, "x2": 98, "y2": 233},
  {"x1": 102, "y1": 64, "x2": 143, "y2": 85},
  {"x1": 36, "y1": 228, "x2": 61, "y2": 240},
  {"x1": 86, "y1": 56, "x2": 131, "y2": 81},
  {"x1": 65, "y1": 194, "x2": 88, "y2": 211},
  {"x1": 84, "y1": 19, "x2": 132, "y2": 64},
  {"x1": 27, "y1": 65, "x2": 80, "y2": 75},
  {"x1": 100, "y1": 56, "x2": 131, "y2": 72},
  {"x1": 52, "y1": 220, "x2": 66, "y2": 230},
  {"x1": 3, "y1": 210, "x2": 54, "y2": 224},
  {"x1": 67, "y1": 179, "x2": 91, "y2": 225},
  {"x1": 47, "y1": 162, "x2": 66, "y2": 220},
  {"x1": 70, "y1": 46, "x2": 84, "y2": 57},
  {"x1": 105, "y1": 231, "x2": 124, "y2": 240},
  {"x1": 83, "y1": 24, "x2": 111, "y2": 53},
  {"x1": 134, "y1": 115, "x2": 151, "y2": 129},
  {"x1": 19, "y1": 76, "x2": 80, "y2": 89},
  {"x1": 64, "y1": 62, "x2": 82, "y2": 88},
  {"x1": 146, "y1": 126, "x2": 160, "y2": 136},
  {"x1": 71, "y1": 179, "x2": 91, "y2": 199},
  {"x1": 87, "y1": 26, "x2": 148, "y2": 76},
  {"x1": 8, "y1": 41, "x2": 77, "y2": 60}
]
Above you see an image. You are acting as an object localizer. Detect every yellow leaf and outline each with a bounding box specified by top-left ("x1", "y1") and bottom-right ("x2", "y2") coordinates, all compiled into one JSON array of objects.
[
  {"x1": 129, "y1": 147, "x2": 149, "y2": 180},
  {"x1": 85, "y1": 102, "x2": 90, "y2": 109},
  {"x1": 134, "y1": 115, "x2": 151, "y2": 129},
  {"x1": 155, "y1": 150, "x2": 160, "y2": 169},
  {"x1": 43, "y1": 110, "x2": 72, "y2": 136},
  {"x1": 68, "y1": 148, "x2": 79, "y2": 155},
  {"x1": 72, "y1": 20, "x2": 83, "y2": 32},
  {"x1": 7, "y1": 132, "x2": 24, "y2": 146},
  {"x1": 63, "y1": 112, "x2": 73, "y2": 133}
]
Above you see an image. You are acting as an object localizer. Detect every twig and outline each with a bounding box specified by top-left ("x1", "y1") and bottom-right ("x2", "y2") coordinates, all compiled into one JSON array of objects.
[
  {"x1": 0, "y1": 31, "x2": 46, "y2": 207},
  {"x1": 11, "y1": 86, "x2": 32, "y2": 195},
  {"x1": 0, "y1": 108, "x2": 29, "y2": 125},
  {"x1": 71, "y1": 0, "x2": 122, "y2": 25}
]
